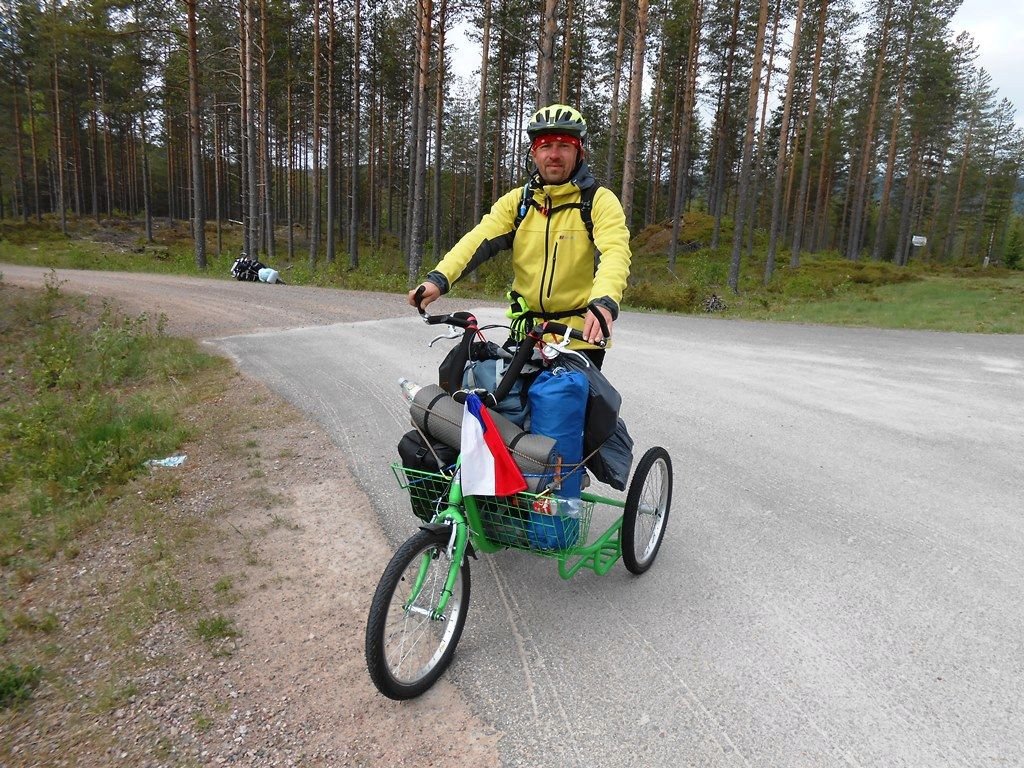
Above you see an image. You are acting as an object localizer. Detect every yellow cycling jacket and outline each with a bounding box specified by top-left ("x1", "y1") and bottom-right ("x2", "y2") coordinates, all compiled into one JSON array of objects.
[{"x1": 427, "y1": 163, "x2": 631, "y2": 347}]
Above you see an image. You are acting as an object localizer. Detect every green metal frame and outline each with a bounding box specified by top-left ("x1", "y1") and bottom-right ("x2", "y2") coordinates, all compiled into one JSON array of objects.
[{"x1": 393, "y1": 463, "x2": 628, "y2": 607}]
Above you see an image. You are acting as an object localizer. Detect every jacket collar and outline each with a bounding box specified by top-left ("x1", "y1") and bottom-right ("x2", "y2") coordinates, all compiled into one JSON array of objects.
[{"x1": 529, "y1": 160, "x2": 596, "y2": 200}]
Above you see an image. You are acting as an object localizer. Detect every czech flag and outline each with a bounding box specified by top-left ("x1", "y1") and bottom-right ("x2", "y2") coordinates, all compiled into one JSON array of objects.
[{"x1": 460, "y1": 392, "x2": 528, "y2": 497}]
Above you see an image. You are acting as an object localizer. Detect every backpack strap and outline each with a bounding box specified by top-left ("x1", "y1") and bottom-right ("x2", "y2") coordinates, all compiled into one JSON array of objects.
[
  {"x1": 513, "y1": 180, "x2": 539, "y2": 230},
  {"x1": 578, "y1": 183, "x2": 599, "y2": 243},
  {"x1": 512, "y1": 183, "x2": 601, "y2": 242}
]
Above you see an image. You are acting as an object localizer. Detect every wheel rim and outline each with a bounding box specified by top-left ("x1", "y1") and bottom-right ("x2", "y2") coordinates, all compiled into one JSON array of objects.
[
  {"x1": 632, "y1": 457, "x2": 670, "y2": 566},
  {"x1": 382, "y1": 545, "x2": 465, "y2": 685}
]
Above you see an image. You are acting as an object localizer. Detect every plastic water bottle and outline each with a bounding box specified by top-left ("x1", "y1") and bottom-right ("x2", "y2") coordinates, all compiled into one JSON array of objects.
[
  {"x1": 563, "y1": 498, "x2": 582, "y2": 518},
  {"x1": 398, "y1": 377, "x2": 422, "y2": 402},
  {"x1": 531, "y1": 496, "x2": 582, "y2": 518}
]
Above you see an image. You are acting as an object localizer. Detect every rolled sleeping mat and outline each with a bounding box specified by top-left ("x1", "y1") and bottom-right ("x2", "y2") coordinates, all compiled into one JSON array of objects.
[{"x1": 410, "y1": 384, "x2": 555, "y2": 491}]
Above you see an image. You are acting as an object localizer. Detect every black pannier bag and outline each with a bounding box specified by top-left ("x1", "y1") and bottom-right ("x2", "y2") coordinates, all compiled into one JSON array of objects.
[
  {"x1": 230, "y1": 256, "x2": 265, "y2": 281},
  {"x1": 585, "y1": 417, "x2": 634, "y2": 491},
  {"x1": 397, "y1": 429, "x2": 458, "y2": 522}
]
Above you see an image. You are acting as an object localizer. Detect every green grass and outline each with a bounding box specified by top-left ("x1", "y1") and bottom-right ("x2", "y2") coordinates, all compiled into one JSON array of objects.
[
  {"x1": 0, "y1": 274, "x2": 238, "y2": 711},
  {"x1": 195, "y1": 615, "x2": 239, "y2": 641},
  {"x1": 94, "y1": 680, "x2": 140, "y2": 713},
  {"x1": 0, "y1": 663, "x2": 43, "y2": 707},
  {"x1": 0, "y1": 283, "x2": 217, "y2": 569},
  {"x1": 3, "y1": 213, "x2": 1023, "y2": 334},
  {"x1": 11, "y1": 611, "x2": 60, "y2": 634},
  {"x1": 745, "y1": 275, "x2": 1024, "y2": 332}
]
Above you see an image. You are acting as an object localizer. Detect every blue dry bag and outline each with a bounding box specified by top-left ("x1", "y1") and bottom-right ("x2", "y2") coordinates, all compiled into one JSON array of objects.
[{"x1": 527, "y1": 366, "x2": 588, "y2": 497}]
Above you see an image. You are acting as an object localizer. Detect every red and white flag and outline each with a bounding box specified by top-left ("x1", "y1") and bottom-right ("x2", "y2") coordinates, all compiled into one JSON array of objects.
[{"x1": 459, "y1": 392, "x2": 528, "y2": 497}]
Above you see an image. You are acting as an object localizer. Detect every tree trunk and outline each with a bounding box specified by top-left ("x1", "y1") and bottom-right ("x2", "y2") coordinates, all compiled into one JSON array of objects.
[
  {"x1": 87, "y1": 67, "x2": 100, "y2": 222},
  {"x1": 349, "y1": 0, "x2": 361, "y2": 268},
  {"x1": 408, "y1": 0, "x2": 432, "y2": 284},
  {"x1": 245, "y1": 0, "x2": 259, "y2": 256},
  {"x1": 894, "y1": 133, "x2": 920, "y2": 265},
  {"x1": 26, "y1": 73, "x2": 42, "y2": 222},
  {"x1": 69, "y1": 99, "x2": 83, "y2": 217},
  {"x1": 870, "y1": 10, "x2": 911, "y2": 262},
  {"x1": 237, "y1": 7, "x2": 249, "y2": 253},
  {"x1": 213, "y1": 99, "x2": 223, "y2": 256},
  {"x1": 432, "y1": 0, "x2": 448, "y2": 263},
  {"x1": 12, "y1": 78, "x2": 29, "y2": 223},
  {"x1": 187, "y1": 0, "x2": 207, "y2": 268},
  {"x1": 645, "y1": 31, "x2": 666, "y2": 225},
  {"x1": 100, "y1": 77, "x2": 114, "y2": 218},
  {"x1": 619, "y1": 0, "x2": 648, "y2": 226},
  {"x1": 605, "y1": 0, "x2": 628, "y2": 181},
  {"x1": 789, "y1": 0, "x2": 828, "y2": 266},
  {"x1": 537, "y1": 0, "x2": 557, "y2": 107},
  {"x1": 845, "y1": 0, "x2": 892, "y2": 261},
  {"x1": 260, "y1": 0, "x2": 274, "y2": 261},
  {"x1": 138, "y1": 110, "x2": 153, "y2": 242},
  {"x1": 326, "y1": 0, "x2": 336, "y2": 263},
  {"x1": 286, "y1": 74, "x2": 294, "y2": 261},
  {"x1": 727, "y1": 0, "x2": 770, "y2": 293},
  {"x1": 669, "y1": 0, "x2": 702, "y2": 267},
  {"x1": 473, "y1": 0, "x2": 492, "y2": 224},
  {"x1": 746, "y1": 0, "x2": 783, "y2": 259},
  {"x1": 710, "y1": 0, "x2": 740, "y2": 250},
  {"x1": 51, "y1": 30, "x2": 67, "y2": 234},
  {"x1": 942, "y1": 81, "x2": 981, "y2": 261},
  {"x1": 558, "y1": 0, "x2": 574, "y2": 103},
  {"x1": 309, "y1": 0, "x2": 321, "y2": 267},
  {"x1": 490, "y1": 26, "x2": 506, "y2": 202},
  {"x1": 763, "y1": 0, "x2": 805, "y2": 284}
]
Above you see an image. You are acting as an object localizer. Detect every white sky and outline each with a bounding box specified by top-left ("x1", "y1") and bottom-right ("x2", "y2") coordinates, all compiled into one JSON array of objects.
[
  {"x1": 451, "y1": 2, "x2": 1023, "y2": 129},
  {"x1": 952, "y1": 0, "x2": 1024, "y2": 128}
]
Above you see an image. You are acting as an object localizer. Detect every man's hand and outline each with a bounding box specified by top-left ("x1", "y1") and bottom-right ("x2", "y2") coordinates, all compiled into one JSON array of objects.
[
  {"x1": 408, "y1": 282, "x2": 441, "y2": 309},
  {"x1": 582, "y1": 305, "x2": 613, "y2": 345}
]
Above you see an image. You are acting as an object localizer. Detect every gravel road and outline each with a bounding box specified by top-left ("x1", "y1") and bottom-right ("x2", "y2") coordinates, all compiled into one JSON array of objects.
[{"x1": 6, "y1": 263, "x2": 1024, "y2": 768}]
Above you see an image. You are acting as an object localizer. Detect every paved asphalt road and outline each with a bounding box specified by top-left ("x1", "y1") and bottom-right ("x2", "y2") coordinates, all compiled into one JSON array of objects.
[{"x1": 6, "y1": 266, "x2": 1023, "y2": 767}]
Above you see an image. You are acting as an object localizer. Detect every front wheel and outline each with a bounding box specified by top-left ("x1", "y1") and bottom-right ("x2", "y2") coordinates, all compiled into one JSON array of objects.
[
  {"x1": 622, "y1": 447, "x2": 673, "y2": 574},
  {"x1": 365, "y1": 527, "x2": 471, "y2": 699}
]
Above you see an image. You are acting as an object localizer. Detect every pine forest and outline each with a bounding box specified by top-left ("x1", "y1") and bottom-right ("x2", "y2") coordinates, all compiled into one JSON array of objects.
[{"x1": 1, "y1": 0, "x2": 1022, "y2": 291}]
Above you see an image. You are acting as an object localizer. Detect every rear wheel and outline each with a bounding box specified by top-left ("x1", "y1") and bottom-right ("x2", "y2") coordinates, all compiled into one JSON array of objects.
[
  {"x1": 622, "y1": 447, "x2": 673, "y2": 574},
  {"x1": 365, "y1": 527, "x2": 471, "y2": 699}
]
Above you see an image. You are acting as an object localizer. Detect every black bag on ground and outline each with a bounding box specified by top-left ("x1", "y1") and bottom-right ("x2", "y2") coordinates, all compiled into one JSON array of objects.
[
  {"x1": 230, "y1": 256, "x2": 265, "y2": 281},
  {"x1": 397, "y1": 429, "x2": 458, "y2": 522}
]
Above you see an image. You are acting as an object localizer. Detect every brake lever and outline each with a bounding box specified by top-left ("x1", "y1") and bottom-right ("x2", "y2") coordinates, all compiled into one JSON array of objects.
[
  {"x1": 428, "y1": 326, "x2": 461, "y2": 347},
  {"x1": 540, "y1": 334, "x2": 573, "y2": 361}
]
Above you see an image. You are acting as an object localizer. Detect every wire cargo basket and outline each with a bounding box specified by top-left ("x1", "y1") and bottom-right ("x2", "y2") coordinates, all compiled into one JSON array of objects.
[{"x1": 392, "y1": 464, "x2": 595, "y2": 556}]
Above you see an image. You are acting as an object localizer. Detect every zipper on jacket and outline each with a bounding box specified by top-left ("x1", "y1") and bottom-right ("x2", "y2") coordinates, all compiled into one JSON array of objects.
[
  {"x1": 538, "y1": 194, "x2": 553, "y2": 314},
  {"x1": 546, "y1": 243, "x2": 558, "y2": 299}
]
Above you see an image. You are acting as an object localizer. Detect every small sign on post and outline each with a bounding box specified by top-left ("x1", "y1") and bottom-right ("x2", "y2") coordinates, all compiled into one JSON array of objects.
[{"x1": 912, "y1": 235, "x2": 927, "y2": 247}]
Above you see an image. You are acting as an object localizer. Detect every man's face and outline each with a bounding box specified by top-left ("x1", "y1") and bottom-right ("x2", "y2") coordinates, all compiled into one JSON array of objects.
[{"x1": 532, "y1": 140, "x2": 579, "y2": 185}]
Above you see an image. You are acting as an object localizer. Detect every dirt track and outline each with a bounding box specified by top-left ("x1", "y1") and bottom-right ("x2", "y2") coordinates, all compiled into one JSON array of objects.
[{"x1": 1, "y1": 264, "x2": 500, "y2": 766}]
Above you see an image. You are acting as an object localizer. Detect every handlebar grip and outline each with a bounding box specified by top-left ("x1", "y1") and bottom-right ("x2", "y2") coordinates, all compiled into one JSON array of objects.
[
  {"x1": 420, "y1": 309, "x2": 477, "y2": 328},
  {"x1": 539, "y1": 321, "x2": 607, "y2": 348},
  {"x1": 413, "y1": 285, "x2": 427, "y2": 316}
]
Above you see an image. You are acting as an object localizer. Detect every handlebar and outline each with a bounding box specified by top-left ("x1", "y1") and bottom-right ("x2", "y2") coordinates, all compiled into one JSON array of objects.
[
  {"x1": 412, "y1": 286, "x2": 605, "y2": 347},
  {"x1": 411, "y1": 290, "x2": 606, "y2": 408}
]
